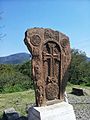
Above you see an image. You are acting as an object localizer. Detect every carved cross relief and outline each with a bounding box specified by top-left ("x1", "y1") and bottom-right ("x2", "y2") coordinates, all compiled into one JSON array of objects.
[
  {"x1": 43, "y1": 42, "x2": 60, "y2": 100},
  {"x1": 24, "y1": 28, "x2": 71, "y2": 107}
]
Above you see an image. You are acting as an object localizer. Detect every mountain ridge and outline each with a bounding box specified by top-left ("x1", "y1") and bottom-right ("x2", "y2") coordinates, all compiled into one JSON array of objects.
[
  {"x1": 0, "y1": 53, "x2": 90, "y2": 64},
  {"x1": 87, "y1": 57, "x2": 90, "y2": 62},
  {"x1": 0, "y1": 53, "x2": 31, "y2": 64}
]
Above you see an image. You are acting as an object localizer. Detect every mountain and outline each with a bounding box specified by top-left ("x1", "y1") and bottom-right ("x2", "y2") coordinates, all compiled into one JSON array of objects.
[
  {"x1": 0, "y1": 52, "x2": 89, "y2": 64},
  {"x1": 0, "y1": 53, "x2": 31, "y2": 64},
  {"x1": 87, "y1": 57, "x2": 90, "y2": 62}
]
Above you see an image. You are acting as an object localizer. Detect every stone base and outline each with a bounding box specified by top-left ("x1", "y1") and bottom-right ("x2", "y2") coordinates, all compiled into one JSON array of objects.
[{"x1": 28, "y1": 102, "x2": 76, "y2": 120}]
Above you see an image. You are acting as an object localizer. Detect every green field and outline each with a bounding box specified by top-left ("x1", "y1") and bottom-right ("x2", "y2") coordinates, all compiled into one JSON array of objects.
[
  {"x1": 66, "y1": 84, "x2": 90, "y2": 95},
  {"x1": 0, "y1": 85, "x2": 90, "y2": 118},
  {"x1": 0, "y1": 90, "x2": 35, "y2": 117}
]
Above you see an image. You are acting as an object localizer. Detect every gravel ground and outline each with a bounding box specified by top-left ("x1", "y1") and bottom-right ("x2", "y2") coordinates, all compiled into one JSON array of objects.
[{"x1": 68, "y1": 94, "x2": 90, "y2": 120}]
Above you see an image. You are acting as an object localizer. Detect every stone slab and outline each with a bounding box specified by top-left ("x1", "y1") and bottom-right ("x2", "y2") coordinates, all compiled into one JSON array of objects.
[
  {"x1": 3, "y1": 108, "x2": 20, "y2": 120},
  {"x1": 72, "y1": 88, "x2": 84, "y2": 96},
  {"x1": 28, "y1": 102, "x2": 76, "y2": 120},
  {"x1": 24, "y1": 28, "x2": 71, "y2": 107}
]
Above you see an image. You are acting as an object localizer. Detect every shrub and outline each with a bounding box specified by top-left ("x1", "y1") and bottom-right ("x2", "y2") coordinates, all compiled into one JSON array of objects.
[{"x1": 0, "y1": 62, "x2": 33, "y2": 93}]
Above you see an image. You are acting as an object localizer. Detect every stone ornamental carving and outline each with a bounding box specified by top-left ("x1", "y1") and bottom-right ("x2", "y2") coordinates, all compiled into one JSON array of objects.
[
  {"x1": 30, "y1": 35, "x2": 41, "y2": 46},
  {"x1": 24, "y1": 28, "x2": 71, "y2": 107}
]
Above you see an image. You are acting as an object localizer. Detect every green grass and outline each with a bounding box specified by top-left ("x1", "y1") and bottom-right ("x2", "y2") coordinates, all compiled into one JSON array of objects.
[
  {"x1": 0, "y1": 89, "x2": 35, "y2": 117},
  {"x1": 66, "y1": 84, "x2": 90, "y2": 95},
  {"x1": 0, "y1": 84, "x2": 90, "y2": 118}
]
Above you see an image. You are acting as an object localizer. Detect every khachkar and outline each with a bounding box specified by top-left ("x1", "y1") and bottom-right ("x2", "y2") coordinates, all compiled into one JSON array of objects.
[{"x1": 24, "y1": 28, "x2": 71, "y2": 107}]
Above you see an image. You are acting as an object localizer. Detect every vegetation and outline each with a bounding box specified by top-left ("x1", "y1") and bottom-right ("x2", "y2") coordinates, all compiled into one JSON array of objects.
[
  {"x1": 66, "y1": 83, "x2": 90, "y2": 95},
  {"x1": 0, "y1": 61, "x2": 33, "y2": 93},
  {"x1": 0, "y1": 49, "x2": 90, "y2": 94},
  {"x1": 0, "y1": 90, "x2": 35, "y2": 117},
  {"x1": 69, "y1": 49, "x2": 90, "y2": 86},
  {"x1": 0, "y1": 85, "x2": 90, "y2": 117},
  {"x1": 0, "y1": 49, "x2": 90, "y2": 118}
]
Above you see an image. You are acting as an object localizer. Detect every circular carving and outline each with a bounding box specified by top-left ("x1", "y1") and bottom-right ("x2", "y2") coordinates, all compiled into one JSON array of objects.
[
  {"x1": 30, "y1": 35, "x2": 41, "y2": 46},
  {"x1": 46, "y1": 83, "x2": 59, "y2": 100}
]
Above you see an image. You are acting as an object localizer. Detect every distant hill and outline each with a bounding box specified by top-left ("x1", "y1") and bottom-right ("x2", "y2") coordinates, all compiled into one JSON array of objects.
[
  {"x1": 0, "y1": 53, "x2": 31, "y2": 64},
  {"x1": 0, "y1": 52, "x2": 89, "y2": 64},
  {"x1": 87, "y1": 57, "x2": 90, "y2": 62}
]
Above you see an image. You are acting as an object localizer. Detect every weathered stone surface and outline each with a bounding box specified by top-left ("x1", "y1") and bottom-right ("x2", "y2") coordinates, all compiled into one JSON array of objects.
[
  {"x1": 72, "y1": 88, "x2": 84, "y2": 96},
  {"x1": 16, "y1": 116, "x2": 28, "y2": 120},
  {"x1": 28, "y1": 102, "x2": 76, "y2": 120},
  {"x1": 2, "y1": 108, "x2": 20, "y2": 120},
  {"x1": 24, "y1": 28, "x2": 71, "y2": 106}
]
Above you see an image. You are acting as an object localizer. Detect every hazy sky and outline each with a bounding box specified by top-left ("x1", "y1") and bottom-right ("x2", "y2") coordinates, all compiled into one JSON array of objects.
[{"x1": 0, "y1": 0, "x2": 90, "y2": 57}]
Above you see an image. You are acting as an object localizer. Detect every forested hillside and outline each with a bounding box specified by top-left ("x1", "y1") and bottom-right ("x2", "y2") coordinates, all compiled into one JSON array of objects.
[
  {"x1": 0, "y1": 49, "x2": 90, "y2": 93},
  {"x1": 0, "y1": 61, "x2": 33, "y2": 93},
  {"x1": 69, "y1": 49, "x2": 90, "y2": 86},
  {"x1": 0, "y1": 53, "x2": 31, "y2": 64}
]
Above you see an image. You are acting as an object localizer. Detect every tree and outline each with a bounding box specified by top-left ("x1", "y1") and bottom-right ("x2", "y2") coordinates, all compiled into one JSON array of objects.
[
  {"x1": 0, "y1": 61, "x2": 33, "y2": 93},
  {"x1": 69, "y1": 49, "x2": 88, "y2": 85}
]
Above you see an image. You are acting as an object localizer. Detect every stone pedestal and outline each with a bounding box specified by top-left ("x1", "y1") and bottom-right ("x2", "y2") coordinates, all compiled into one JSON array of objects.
[{"x1": 28, "y1": 102, "x2": 76, "y2": 120}]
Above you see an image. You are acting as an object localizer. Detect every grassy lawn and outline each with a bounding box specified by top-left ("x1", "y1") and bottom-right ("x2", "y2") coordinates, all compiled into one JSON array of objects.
[
  {"x1": 0, "y1": 85, "x2": 90, "y2": 117},
  {"x1": 66, "y1": 84, "x2": 90, "y2": 95},
  {"x1": 0, "y1": 90, "x2": 35, "y2": 117}
]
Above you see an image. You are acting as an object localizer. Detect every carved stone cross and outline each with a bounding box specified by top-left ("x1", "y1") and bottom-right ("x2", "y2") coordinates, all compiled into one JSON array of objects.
[
  {"x1": 43, "y1": 43, "x2": 60, "y2": 78},
  {"x1": 24, "y1": 28, "x2": 71, "y2": 107}
]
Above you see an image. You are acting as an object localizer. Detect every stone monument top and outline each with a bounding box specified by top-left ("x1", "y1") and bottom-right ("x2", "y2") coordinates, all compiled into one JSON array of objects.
[{"x1": 24, "y1": 28, "x2": 71, "y2": 107}]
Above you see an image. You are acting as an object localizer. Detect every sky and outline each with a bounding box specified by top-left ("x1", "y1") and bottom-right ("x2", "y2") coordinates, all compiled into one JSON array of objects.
[{"x1": 0, "y1": 0, "x2": 90, "y2": 57}]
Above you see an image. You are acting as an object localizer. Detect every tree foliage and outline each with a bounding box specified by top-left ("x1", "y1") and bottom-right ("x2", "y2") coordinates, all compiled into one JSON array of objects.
[
  {"x1": 0, "y1": 49, "x2": 90, "y2": 93},
  {"x1": 69, "y1": 49, "x2": 90, "y2": 85},
  {"x1": 0, "y1": 61, "x2": 33, "y2": 93}
]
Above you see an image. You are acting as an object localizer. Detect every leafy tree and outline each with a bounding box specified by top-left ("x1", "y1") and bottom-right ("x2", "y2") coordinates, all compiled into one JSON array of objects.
[
  {"x1": 0, "y1": 62, "x2": 33, "y2": 93},
  {"x1": 16, "y1": 61, "x2": 32, "y2": 77},
  {"x1": 16, "y1": 61, "x2": 34, "y2": 89},
  {"x1": 69, "y1": 49, "x2": 90, "y2": 85}
]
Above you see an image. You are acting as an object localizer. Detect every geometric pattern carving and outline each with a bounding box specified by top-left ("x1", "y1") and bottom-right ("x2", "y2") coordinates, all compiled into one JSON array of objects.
[
  {"x1": 24, "y1": 28, "x2": 71, "y2": 107},
  {"x1": 30, "y1": 35, "x2": 41, "y2": 46}
]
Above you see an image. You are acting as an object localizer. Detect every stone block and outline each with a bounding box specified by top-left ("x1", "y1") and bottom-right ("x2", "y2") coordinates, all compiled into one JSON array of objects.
[
  {"x1": 16, "y1": 116, "x2": 28, "y2": 120},
  {"x1": 72, "y1": 88, "x2": 84, "y2": 96},
  {"x1": 28, "y1": 102, "x2": 76, "y2": 120},
  {"x1": 2, "y1": 108, "x2": 20, "y2": 120}
]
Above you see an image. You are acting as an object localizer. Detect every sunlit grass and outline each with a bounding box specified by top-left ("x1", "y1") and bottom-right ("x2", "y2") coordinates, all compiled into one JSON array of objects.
[
  {"x1": 66, "y1": 83, "x2": 90, "y2": 95},
  {"x1": 0, "y1": 89, "x2": 35, "y2": 116},
  {"x1": 0, "y1": 84, "x2": 90, "y2": 118}
]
